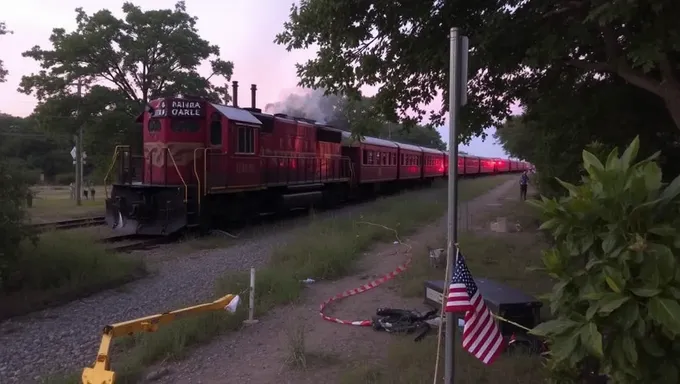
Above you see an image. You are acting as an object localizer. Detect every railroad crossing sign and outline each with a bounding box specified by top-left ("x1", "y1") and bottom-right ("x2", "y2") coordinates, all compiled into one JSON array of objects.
[{"x1": 71, "y1": 146, "x2": 87, "y2": 165}]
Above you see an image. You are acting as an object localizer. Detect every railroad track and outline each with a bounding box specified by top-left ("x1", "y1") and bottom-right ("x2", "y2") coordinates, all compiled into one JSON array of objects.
[
  {"x1": 98, "y1": 234, "x2": 172, "y2": 253},
  {"x1": 32, "y1": 216, "x2": 106, "y2": 232}
]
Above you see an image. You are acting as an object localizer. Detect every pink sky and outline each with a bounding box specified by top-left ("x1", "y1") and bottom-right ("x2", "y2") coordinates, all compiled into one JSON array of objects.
[{"x1": 0, "y1": 0, "x2": 509, "y2": 157}]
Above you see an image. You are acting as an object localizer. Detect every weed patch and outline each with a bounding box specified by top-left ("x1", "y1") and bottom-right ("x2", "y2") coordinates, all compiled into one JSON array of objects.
[
  {"x1": 46, "y1": 176, "x2": 512, "y2": 383},
  {"x1": 0, "y1": 231, "x2": 146, "y2": 320}
]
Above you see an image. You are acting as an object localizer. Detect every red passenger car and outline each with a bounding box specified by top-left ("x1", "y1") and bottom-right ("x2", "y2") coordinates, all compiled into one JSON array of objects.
[{"x1": 341, "y1": 132, "x2": 399, "y2": 184}]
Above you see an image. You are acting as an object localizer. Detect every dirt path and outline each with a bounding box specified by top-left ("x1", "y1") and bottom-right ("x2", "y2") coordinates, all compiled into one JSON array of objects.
[{"x1": 151, "y1": 179, "x2": 520, "y2": 383}]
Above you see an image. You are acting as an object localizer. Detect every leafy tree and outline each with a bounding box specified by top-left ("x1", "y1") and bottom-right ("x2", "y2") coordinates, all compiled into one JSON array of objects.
[
  {"x1": 275, "y1": 0, "x2": 680, "y2": 137},
  {"x1": 19, "y1": 1, "x2": 235, "y2": 175},
  {"x1": 0, "y1": 22, "x2": 9, "y2": 83},
  {"x1": 495, "y1": 76, "x2": 680, "y2": 196},
  {"x1": 0, "y1": 114, "x2": 72, "y2": 182},
  {"x1": 529, "y1": 137, "x2": 680, "y2": 383}
]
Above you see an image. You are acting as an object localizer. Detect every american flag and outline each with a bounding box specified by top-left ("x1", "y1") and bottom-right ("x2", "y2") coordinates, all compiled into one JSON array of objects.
[{"x1": 445, "y1": 249, "x2": 505, "y2": 364}]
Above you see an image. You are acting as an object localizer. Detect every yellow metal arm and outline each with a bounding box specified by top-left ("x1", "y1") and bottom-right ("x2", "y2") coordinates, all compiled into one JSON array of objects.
[{"x1": 82, "y1": 294, "x2": 239, "y2": 384}]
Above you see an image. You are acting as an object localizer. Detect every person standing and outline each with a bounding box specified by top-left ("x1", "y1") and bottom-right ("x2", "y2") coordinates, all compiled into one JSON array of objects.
[{"x1": 519, "y1": 171, "x2": 529, "y2": 201}]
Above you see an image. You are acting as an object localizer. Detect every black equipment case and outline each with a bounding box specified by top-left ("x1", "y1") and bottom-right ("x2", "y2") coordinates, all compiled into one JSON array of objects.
[{"x1": 423, "y1": 278, "x2": 543, "y2": 336}]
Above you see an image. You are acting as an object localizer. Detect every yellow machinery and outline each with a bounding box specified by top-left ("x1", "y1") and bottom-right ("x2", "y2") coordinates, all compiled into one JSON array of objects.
[{"x1": 82, "y1": 294, "x2": 240, "y2": 384}]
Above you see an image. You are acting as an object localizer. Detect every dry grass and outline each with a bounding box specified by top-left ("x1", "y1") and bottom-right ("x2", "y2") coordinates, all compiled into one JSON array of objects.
[
  {"x1": 0, "y1": 230, "x2": 146, "y2": 320},
  {"x1": 340, "y1": 198, "x2": 553, "y2": 384},
  {"x1": 42, "y1": 176, "x2": 514, "y2": 384}
]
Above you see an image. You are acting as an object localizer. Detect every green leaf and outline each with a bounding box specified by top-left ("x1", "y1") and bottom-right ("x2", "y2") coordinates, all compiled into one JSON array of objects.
[
  {"x1": 643, "y1": 162, "x2": 662, "y2": 192},
  {"x1": 617, "y1": 300, "x2": 639, "y2": 329},
  {"x1": 620, "y1": 136, "x2": 640, "y2": 169},
  {"x1": 585, "y1": 258, "x2": 604, "y2": 270},
  {"x1": 605, "y1": 148, "x2": 619, "y2": 170},
  {"x1": 648, "y1": 297, "x2": 680, "y2": 336},
  {"x1": 555, "y1": 177, "x2": 580, "y2": 196},
  {"x1": 538, "y1": 218, "x2": 559, "y2": 231},
  {"x1": 604, "y1": 266, "x2": 625, "y2": 293},
  {"x1": 649, "y1": 226, "x2": 677, "y2": 237},
  {"x1": 649, "y1": 243, "x2": 676, "y2": 281},
  {"x1": 582, "y1": 150, "x2": 605, "y2": 172},
  {"x1": 579, "y1": 322, "x2": 604, "y2": 358},
  {"x1": 529, "y1": 318, "x2": 580, "y2": 337},
  {"x1": 660, "y1": 174, "x2": 680, "y2": 203},
  {"x1": 640, "y1": 261, "x2": 660, "y2": 288},
  {"x1": 597, "y1": 295, "x2": 629, "y2": 315},
  {"x1": 586, "y1": 303, "x2": 599, "y2": 320},
  {"x1": 601, "y1": 233, "x2": 617, "y2": 254},
  {"x1": 550, "y1": 333, "x2": 580, "y2": 363},
  {"x1": 622, "y1": 334, "x2": 637, "y2": 364},
  {"x1": 630, "y1": 288, "x2": 661, "y2": 297},
  {"x1": 634, "y1": 317, "x2": 646, "y2": 337}
]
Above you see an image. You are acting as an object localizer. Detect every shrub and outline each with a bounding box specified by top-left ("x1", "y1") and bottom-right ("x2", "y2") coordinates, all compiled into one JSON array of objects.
[
  {"x1": 529, "y1": 136, "x2": 680, "y2": 383},
  {"x1": 0, "y1": 160, "x2": 35, "y2": 289}
]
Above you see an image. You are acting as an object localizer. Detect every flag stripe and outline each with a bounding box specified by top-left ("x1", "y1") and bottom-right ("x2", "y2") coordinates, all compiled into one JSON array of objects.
[{"x1": 444, "y1": 249, "x2": 505, "y2": 365}]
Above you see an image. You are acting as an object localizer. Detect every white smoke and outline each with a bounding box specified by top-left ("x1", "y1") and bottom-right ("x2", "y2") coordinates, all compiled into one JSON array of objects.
[{"x1": 264, "y1": 88, "x2": 344, "y2": 125}]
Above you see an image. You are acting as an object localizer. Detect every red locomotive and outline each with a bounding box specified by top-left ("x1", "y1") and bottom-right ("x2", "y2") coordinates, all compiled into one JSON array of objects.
[{"x1": 104, "y1": 81, "x2": 530, "y2": 235}]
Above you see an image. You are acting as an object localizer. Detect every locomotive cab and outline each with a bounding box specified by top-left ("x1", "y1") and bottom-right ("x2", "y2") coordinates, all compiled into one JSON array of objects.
[
  {"x1": 105, "y1": 89, "x2": 267, "y2": 236},
  {"x1": 105, "y1": 98, "x2": 209, "y2": 235}
]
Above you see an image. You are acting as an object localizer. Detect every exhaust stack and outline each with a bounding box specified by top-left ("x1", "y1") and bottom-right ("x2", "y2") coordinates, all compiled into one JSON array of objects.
[
  {"x1": 250, "y1": 84, "x2": 257, "y2": 109},
  {"x1": 232, "y1": 81, "x2": 239, "y2": 107}
]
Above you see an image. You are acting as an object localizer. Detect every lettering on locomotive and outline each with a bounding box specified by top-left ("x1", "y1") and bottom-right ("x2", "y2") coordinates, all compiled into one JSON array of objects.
[{"x1": 150, "y1": 99, "x2": 205, "y2": 119}]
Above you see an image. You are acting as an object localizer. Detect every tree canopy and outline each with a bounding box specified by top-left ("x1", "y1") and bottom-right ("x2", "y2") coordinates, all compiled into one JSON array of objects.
[
  {"x1": 276, "y1": 0, "x2": 680, "y2": 138},
  {"x1": 0, "y1": 22, "x2": 9, "y2": 83},
  {"x1": 18, "y1": 1, "x2": 234, "y2": 176}
]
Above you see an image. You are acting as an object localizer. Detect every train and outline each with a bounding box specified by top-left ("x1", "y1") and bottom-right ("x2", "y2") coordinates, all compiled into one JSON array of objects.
[{"x1": 104, "y1": 81, "x2": 531, "y2": 236}]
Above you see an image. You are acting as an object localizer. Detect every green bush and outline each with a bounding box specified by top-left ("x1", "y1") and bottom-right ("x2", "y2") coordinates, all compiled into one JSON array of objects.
[
  {"x1": 0, "y1": 160, "x2": 35, "y2": 289},
  {"x1": 529, "y1": 136, "x2": 680, "y2": 383}
]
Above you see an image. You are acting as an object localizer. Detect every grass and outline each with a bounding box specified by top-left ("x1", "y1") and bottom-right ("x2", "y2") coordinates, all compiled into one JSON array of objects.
[
  {"x1": 0, "y1": 230, "x2": 147, "y2": 320},
  {"x1": 29, "y1": 185, "x2": 106, "y2": 223},
  {"x1": 43, "y1": 175, "x2": 514, "y2": 384},
  {"x1": 339, "y1": 197, "x2": 554, "y2": 384}
]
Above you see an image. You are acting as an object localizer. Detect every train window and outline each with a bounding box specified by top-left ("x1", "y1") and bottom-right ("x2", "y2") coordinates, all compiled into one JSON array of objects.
[
  {"x1": 400, "y1": 154, "x2": 404, "y2": 165},
  {"x1": 210, "y1": 113, "x2": 222, "y2": 146},
  {"x1": 367, "y1": 150, "x2": 374, "y2": 165},
  {"x1": 363, "y1": 150, "x2": 368, "y2": 164},
  {"x1": 376, "y1": 151, "x2": 381, "y2": 165},
  {"x1": 236, "y1": 124, "x2": 255, "y2": 154},
  {"x1": 382, "y1": 153, "x2": 387, "y2": 165},
  {"x1": 147, "y1": 119, "x2": 161, "y2": 134}
]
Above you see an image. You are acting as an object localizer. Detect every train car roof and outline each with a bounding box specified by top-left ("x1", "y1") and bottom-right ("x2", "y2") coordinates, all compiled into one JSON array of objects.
[
  {"x1": 211, "y1": 103, "x2": 263, "y2": 126},
  {"x1": 340, "y1": 131, "x2": 399, "y2": 148},
  {"x1": 420, "y1": 146, "x2": 444, "y2": 155},
  {"x1": 395, "y1": 142, "x2": 423, "y2": 152}
]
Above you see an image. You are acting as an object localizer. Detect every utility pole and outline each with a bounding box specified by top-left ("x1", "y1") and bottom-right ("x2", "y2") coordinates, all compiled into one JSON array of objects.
[
  {"x1": 71, "y1": 80, "x2": 84, "y2": 206},
  {"x1": 445, "y1": 27, "x2": 469, "y2": 384}
]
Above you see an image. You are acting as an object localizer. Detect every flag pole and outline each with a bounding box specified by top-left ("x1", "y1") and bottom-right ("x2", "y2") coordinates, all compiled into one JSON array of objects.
[{"x1": 444, "y1": 26, "x2": 461, "y2": 384}]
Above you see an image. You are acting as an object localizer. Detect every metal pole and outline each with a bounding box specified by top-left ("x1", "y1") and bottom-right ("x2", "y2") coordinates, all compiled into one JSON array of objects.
[
  {"x1": 75, "y1": 80, "x2": 83, "y2": 206},
  {"x1": 445, "y1": 27, "x2": 461, "y2": 384}
]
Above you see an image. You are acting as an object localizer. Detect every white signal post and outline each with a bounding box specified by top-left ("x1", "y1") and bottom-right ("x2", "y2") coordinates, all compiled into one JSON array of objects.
[{"x1": 445, "y1": 27, "x2": 469, "y2": 384}]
